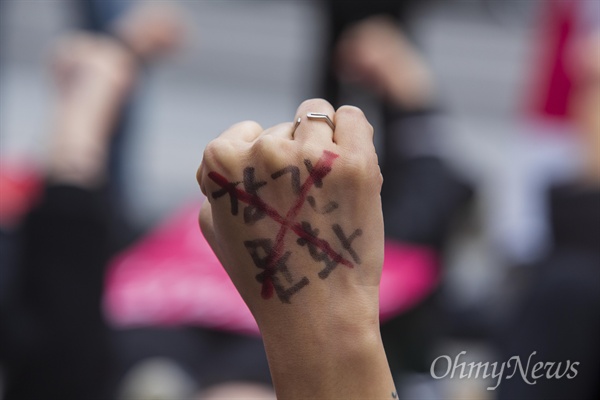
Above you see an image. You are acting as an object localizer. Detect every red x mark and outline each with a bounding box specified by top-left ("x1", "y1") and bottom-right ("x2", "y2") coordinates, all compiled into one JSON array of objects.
[{"x1": 208, "y1": 150, "x2": 354, "y2": 299}]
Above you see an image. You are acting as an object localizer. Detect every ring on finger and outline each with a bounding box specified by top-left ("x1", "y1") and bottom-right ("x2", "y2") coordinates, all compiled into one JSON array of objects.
[
  {"x1": 291, "y1": 117, "x2": 302, "y2": 137},
  {"x1": 307, "y1": 112, "x2": 335, "y2": 130}
]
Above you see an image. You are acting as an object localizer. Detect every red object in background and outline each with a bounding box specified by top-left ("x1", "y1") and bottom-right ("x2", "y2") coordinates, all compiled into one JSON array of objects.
[
  {"x1": 104, "y1": 202, "x2": 440, "y2": 335},
  {"x1": 0, "y1": 159, "x2": 43, "y2": 228},
  {"x1": 529, "y1": 0, "x2": 578, "y2": 121}
]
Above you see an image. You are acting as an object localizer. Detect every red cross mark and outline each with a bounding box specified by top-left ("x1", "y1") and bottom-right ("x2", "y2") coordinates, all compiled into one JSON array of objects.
[{"x1": 208, "y1": 150, "x2": 354, "y2": 300}]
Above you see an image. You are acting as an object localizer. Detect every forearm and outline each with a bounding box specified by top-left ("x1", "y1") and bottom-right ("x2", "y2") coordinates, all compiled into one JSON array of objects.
[{"x1": 48, "y1": 102, "x2": 112, "y2": 188}]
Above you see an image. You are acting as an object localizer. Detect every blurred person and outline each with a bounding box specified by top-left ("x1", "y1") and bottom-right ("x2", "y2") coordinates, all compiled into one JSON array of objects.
[
  {"x1": 496, "y1": 28, "x2": 600, "y2": 400},
  {"x1": 321, "y1": 0, "x2": 430, "y2": 106},
  {"x1": 2, "y1": 33, "x2": 137, "y2": 399},
  {"x1": 71, "y1": 0, "x2": 180, "y2": 203},
  {"x1": 70, "y1": 0, "x2": 183, "y2": 240},
  {"x1": 2, "y1": 5, "x2": 276, "y2": 399},
  {"x1": 1, "y1": 6, "x2": 180, "y2": 398},
  {"x1": 197, "y1": 98, "x2": 398, "y2": 399}
]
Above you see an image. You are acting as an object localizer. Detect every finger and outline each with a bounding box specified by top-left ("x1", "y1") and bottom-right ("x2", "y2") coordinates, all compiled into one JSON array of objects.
[
  {"x1": 199, "y1": 200, "x2": 220, "y2": 257},
  {"x1": 261, "y1": 121, "x2": 295, "y2": 140},
  {"x1": 293, "y1": 98, "x2": 336, "y2": 145},
  {"x1": 218, "y1": 120, "x2": 263, "y2": 142},
  {"x1": 333, "y1": 105, "x2": 374, "y2": 151},
  {"x1": 199, "y1": 201, "x2": 230, "y2": 268},
  {"x1": 196, "y1": 161, "x2": 205, "y2": 194}
]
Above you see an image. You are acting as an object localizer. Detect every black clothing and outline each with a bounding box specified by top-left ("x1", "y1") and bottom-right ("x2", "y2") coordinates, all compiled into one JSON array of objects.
[{"x1": 498, "y1": 186, "x2": 600, "y2": 400}]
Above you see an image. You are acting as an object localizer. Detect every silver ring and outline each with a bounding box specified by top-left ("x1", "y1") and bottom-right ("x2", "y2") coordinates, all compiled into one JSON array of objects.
[
  {"x1": 307, "y1": 112, "x2": 335, "y2": 130},
  {"x1": 291, "y1": 117, "x2": 302, "y2": 137}
]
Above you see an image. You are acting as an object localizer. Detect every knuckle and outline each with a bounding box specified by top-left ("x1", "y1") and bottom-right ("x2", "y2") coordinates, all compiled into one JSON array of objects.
[
  {"x1": 252, "y1": 134, "x2": 278, "y2": 153},
  {"x1": 202, "y1": 139, "x2": 224, "y2": 163},
  {"x1": 202, "y1": 138, "x2": 239, "y2": 174},
  {"x1": 336, "y1": 105, "x2": 373, "y2": 130},
  {"x1": 230, "y1": 120, "x2": 262, "y2": 134},
  {"x1": 252, "y1": 135, "x2": 293, "y2": 169}
]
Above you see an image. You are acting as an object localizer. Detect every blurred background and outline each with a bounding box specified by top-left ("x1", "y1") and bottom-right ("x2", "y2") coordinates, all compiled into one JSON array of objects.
[{"x1": 1, "y1": 0, "x2": 598, "y2": 399}]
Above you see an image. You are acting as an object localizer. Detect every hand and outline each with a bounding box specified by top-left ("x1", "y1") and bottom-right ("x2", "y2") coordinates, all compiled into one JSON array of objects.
[
  {"x1": 49, "y1": 34, "x2": 136, "y2": 187},
  {"x1": 197, "y1": 99, "x2": 396, "y2": 399},
  {"x1": 112, "y1": 3, "x2": 183, "y2": 60},
  {"x1": 198, "y1": 98, "x2": 383, "y2": 323}
]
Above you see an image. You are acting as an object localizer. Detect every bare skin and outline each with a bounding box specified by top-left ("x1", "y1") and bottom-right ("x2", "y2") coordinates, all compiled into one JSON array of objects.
[
  {"x1": 569, "y1": 32, "x2": 600, "y2": 183},
  {"x1": 198, "y1": 382, "x2": 276, "y2": 400},
  {"x1": 197, "y1": 98, "x2": 396, "y2": 399},
  {"x1": 48, "y1": 34, "x2": 136, "y2": 188},
  {"x1": 47, "y1": 4, "x2": 182, "y2": 188},
  {"x1": 112, "y1": 3, "x2": 183, "y2": 61}
]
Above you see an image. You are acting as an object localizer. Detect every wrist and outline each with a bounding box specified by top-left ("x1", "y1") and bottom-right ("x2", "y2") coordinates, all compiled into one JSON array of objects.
[
  {"x1": 255, "y1": 280, "x2": 382, "y2": 344},
  {"x1": 259, "y1": 304, "x2": 381, "y2": 355},
  {"x1": 261, "y1": 316, "x2": 394, "y2": 400},
  {"x1": 256, "y1": 284, "x2": 393, "y2": 399}
]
